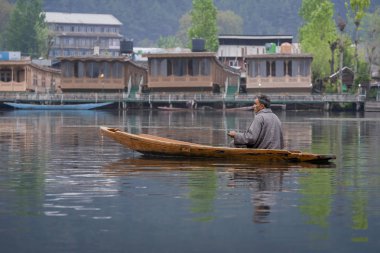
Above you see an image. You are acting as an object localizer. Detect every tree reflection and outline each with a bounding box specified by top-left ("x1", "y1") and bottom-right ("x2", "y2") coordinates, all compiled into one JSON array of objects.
[
  {"x1": 188, "y1": 170, "x2": 217, "y2": 222},
  {"x1": 298, "y1": 169, "x2": 334, "y2": 228}
]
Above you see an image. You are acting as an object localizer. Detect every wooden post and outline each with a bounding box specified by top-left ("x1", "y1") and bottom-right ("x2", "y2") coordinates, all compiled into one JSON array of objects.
[
  {"x1": 324, "y1": 102, "x2": 330, "y2": 111},
  {"x1": 356, "y1": 102, "x2": 361, "y2": 111}
]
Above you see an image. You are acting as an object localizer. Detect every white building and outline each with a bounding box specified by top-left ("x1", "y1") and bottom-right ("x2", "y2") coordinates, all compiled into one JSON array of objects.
[{"x1": 45, "y1": 12, "x2": 123, "y2": 58}]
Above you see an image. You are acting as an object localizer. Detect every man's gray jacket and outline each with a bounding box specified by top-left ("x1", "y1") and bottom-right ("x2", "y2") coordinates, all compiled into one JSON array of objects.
[{"x1": 233, "y1": 108, "x2": 284, "y2": 149}]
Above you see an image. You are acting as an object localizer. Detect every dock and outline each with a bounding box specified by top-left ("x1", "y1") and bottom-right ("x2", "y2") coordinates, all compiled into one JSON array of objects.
[
  {"x1": 0, "y1": 92, "x2": 368, "y2": 111},
  {"x1": 365, "y1": 101, "x2": 380, "y2": 112}
]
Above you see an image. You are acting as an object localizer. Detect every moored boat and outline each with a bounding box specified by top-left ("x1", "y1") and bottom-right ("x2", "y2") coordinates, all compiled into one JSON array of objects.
[
  {"x1": 100, "y1": 126, "x2": 336, "y2": 163},
  {"x1": 157, "y1": 106, "x2": 189, "y2": 111},
  {"x1": 225, "y1": 106, "x2": 253, "y2": 111},
  {"x1": 4, "y1": 102, "x2": 113, "y2": 110}
]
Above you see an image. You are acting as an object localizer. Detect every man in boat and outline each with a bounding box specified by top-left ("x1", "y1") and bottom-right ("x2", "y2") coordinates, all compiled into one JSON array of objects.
[{"x1": 227, "y1": 94, "x2": 284, "y2": 149}]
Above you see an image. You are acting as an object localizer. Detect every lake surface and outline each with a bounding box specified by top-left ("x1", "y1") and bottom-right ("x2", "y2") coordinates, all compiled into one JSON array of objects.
[{"x1": 0, "y1": 109, "x2": 379, "y2": 253}]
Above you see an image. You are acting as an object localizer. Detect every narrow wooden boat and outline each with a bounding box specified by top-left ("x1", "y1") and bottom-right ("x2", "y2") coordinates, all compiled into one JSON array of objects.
[
  {"x1": 100, "y1": 126, "x2": 336, "y2": 163},
  {"x1": 4, "y1": 102, "x2": 113, "y2": 110},
  {"x1": 225, "y1": 106, "x2": 253, "y2": 111},
  {"x1": 157, "y1": 106, "x2": 189, "y2": 111}
]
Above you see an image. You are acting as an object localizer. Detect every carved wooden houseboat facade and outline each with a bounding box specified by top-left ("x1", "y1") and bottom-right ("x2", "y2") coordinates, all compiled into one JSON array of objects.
[
  {"x1": 0, "y1": 59, "x2": 61, "y2": 93},
  {"x1": 59, "y1": 56, "x2": 147, "y2": 96},
  {"x1": 245, "y1": 54, "x2": 313, "y2": 94},
  {"x1": 145, "y1": 52, "x2": 240, "y2": 95}
]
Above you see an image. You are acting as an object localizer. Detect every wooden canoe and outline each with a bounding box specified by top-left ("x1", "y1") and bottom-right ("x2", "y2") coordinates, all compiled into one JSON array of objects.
[
  {"x1": 100, "y1": 126, "x2": 336, "y2": 163},
  {"x1": 4, "y1": 102, "x2": 113, "y2": 110},
  {"x1": 157, "y1": 106, "x2": 189, "y2": 111},
  {"x1": 225, "y1": 106, "x2": 253, "y2": 111}
]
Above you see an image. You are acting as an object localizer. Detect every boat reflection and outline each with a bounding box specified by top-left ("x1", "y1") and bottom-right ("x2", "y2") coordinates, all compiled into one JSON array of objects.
[
  {"x1": 102, "y1": 157, "x2": 335, "y2": 223},
  {"x1": 101, "y1": 156, "x2": 335, "y2": 176}
]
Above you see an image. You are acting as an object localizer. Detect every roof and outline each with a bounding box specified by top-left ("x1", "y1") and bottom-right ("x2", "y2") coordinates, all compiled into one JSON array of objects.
[
  {"x1": 219, "y1": 35, "x2": 293, "y2": 40},
  {"x1": 57, "y1": 56, "x2": 147, "y2": 70},
  {"x1": 58, "y1": 56, "x2": 128, "y2": 61},
  {"x1": 245, "y1": 53, "x2": 313, "y2": 59},
  {"x1": 329, "y1": 67, "x2": 354, "y2": 78},
  {"x1": 44, "y1": 12, "x2": 122, "y2": 26},
  {"x1": 0, "y1": 60, "x2": 60, "y2": 73},
  {"x1": 218, "y1": 35, "x2": 294, "y2": 46},
  {"x1": 143, "y1": 52, "x2": 216, "y2": 58}
]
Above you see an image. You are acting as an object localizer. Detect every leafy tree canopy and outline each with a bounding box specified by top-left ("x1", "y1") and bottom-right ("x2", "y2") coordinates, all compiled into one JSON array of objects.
[
  {"x1": 174, "y1": 10, "x2": 243, "y2": 48},
  {"x1": 299, "y1": 0, "x2": 338, "y2": 80},
  {"x1": 4, "y1": 0, "x2": 47, "y2": 58},
  {"x1": 188, "y1": 0, "x2": 219, "y2": 52},
  {"x1": 0, "y1": 0, "x2": 13, "y2": 46}
]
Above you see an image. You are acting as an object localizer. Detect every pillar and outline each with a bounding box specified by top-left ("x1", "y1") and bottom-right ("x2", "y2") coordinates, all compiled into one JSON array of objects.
[
  {"x1": 356, "y1": 102, "x2": 361, "y2": 111},
  {"x1": 324, "y1": 102, "x2": 330, "y2": 111}
]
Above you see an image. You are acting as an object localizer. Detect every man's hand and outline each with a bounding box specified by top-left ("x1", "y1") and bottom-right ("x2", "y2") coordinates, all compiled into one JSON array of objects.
[{"x1": 227, "y1": 130, "x2": 237, "y2": 138}]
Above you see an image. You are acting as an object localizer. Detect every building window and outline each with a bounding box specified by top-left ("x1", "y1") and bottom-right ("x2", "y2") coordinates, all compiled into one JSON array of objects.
[
  {"x1": 100, "y1": 62, "x2": 111, "y2": 78},
  {"x1": 150, "y1": 59, "x2": 159, "y2": 77},
  {"x1": 112, "y1": 62, "x2": 123, "y2": 78},
  {"x1": 248, "y1": 60, "x2": 260, "y2": 77},
  {"x1": 173, "y1": 58, "x2": 187, "y2": 76},
  {"x1": 285, "y1": 60, "x2": 292, "y2": 76},
  {"x1": 62, "y1": 62, "x2": 73, "y2": 77},
  {"x1": 188, "y1": 59, "x2": 194, "y2": 76},
  {"x1": 86, "y1": 61, "x2": 99, "y2": 78},
  {"x1": 299, "y1": 59, "x2": 310, "y2": 77},
  {"x1": 190, "y1": 59, "x2": 201, "y2": 76},
  {"x1": 167, "y1": 59, "x2": 172, "y2": 76},
  {"x1": 275, "y1": 60, "x2": 284, "y2": 77},
  {"x1": 288, "y1": 61, "x2": 293, "y2": 76},
  {"x1": 69, "y1": 38, "x2": 74, "y2": 46},
  {"x1": 74, "y1": 62, "x2": 85, "y2": 78},
  {"x1": 200, "y1": 59, "x2": 210, "y2": 76},
  {"x1": 160, "y1": 59, "x2": 168, "y2": 76},
  {"x1": 0, "y1": 69, "x2": 12, "y2": 82},
  {"x1": 266, "y1": 61, "x2": 276, "y2": 77}
]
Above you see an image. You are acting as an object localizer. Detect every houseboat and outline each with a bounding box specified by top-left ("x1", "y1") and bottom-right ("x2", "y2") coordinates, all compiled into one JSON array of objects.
[
  {"x1": 59, "y1": 56, "x2": 147, "y2": 97},
  {"x1": 245, "y1": 53, "x2": 313, "y2": 94},
  {"x1": 145, "y1": 52, "x2": 240, "y2": 96},
  {"x1": 0, "y1": 57, "x2": 60, "y2": 93}
]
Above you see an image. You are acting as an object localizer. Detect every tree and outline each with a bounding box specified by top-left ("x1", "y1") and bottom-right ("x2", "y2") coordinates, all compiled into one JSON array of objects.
[
  {"x1": 0, "y1": 0, "x2": 13, "y2": 47},
  {"x1": 177, "y1": 10, "x2": 243, "y2": 48},
  {"x1": 188, "y1": 0, "x2": 219, "y2": 52},
  {"x1": 157, "y1": 35, "x2": 183, "y2": 48},
  {"x1": 177, "y1": 13, "x2": 192, "y2": 47},
  {"x1": 4, "y1": 0, "x2": 47, "y2": 58},
  {"x1": 299, "y1": 0, "x2": 338, "y2": 84},
  {"x1": 362, "y1": 7, "x2": 380, "y2": 76},
  {"x1": 217, "y1": 10, "x2": 243, "y2": 35},
  {"x1": 346, "y1": 0, "x2": 371, "y2": 76}
]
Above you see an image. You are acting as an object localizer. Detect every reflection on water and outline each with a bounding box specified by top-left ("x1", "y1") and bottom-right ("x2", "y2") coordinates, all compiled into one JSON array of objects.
[
  {"x1": 0, "y1": 109, "x2": 380, "y2": 252},
  {"x1": 102, "y1": 157, "x2": 335, "y2": 225}
]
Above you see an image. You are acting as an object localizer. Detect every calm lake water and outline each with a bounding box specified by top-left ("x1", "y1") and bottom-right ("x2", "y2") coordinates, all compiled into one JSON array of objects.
[{"x1": 0, "y1": 109, "x2": 379, "y2": 253}]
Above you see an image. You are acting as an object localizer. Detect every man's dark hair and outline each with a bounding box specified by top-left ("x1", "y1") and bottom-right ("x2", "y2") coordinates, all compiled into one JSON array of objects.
[{"x1": 257, "y1": 95, "x2": 271, "y2": 108}]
